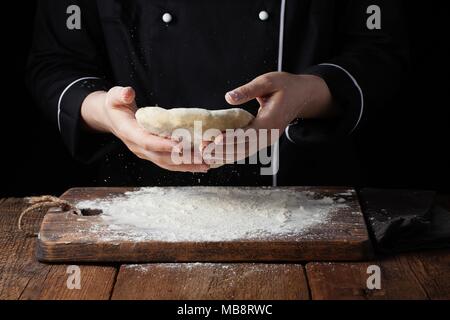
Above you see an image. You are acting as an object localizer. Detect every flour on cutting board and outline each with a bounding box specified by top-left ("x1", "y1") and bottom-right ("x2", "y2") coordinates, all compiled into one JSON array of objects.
[{"x1": 76, "y1": 187, "x2": 348, "y2": 242}]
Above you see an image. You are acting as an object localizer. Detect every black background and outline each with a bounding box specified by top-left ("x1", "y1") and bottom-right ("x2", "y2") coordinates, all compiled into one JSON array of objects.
[{"x1": 1, "y1": 1, "x2": 449, "y2": 197}]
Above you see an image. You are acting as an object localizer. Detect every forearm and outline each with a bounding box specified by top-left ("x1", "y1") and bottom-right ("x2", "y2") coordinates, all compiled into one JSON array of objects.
[
  {"x1": 296, "y1": 74, "x2": 337, "y2": 120},
  {"x1": 80, "y1": 91, "x2": 110, "y2": 133}
]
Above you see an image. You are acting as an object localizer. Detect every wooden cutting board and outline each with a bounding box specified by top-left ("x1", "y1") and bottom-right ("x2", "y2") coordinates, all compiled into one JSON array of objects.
[{"x1": 37, "y1": 187, "x2": 373, "y2": 263}]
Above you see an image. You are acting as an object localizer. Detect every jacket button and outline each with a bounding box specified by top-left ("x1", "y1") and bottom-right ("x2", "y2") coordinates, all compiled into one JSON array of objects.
[
  {"x1": 162, "y1": 13, "x2": 173, "y2": 24},
  {"x1": 259, "y1": 11, "x2": 269, "y2": 21}
]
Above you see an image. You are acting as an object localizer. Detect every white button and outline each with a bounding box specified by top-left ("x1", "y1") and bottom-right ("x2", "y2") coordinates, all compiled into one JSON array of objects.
[
  {"x1": 259, "y1": 10, "x2": 269, "y2": 21},
  {"x1": 162, "y1": 13, "x2": 173, "y2": 24}
]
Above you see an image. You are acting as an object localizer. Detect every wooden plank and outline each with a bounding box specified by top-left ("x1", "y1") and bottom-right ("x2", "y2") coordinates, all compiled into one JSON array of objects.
[
  {"x1": 37, "y1": 187, "x2": 372, "y2": 263},
  {"x1": 0, "y1": 198, "x2": 41, "y2": 300},
  {"x1": 0, "y1": 232, "x2": 48, "y2": 300},
  {"x1": 407, "y1": 195, "x2": 450, "y2": 300},
  {"x1": 401, "y1": 250, "x2": 450, "y2": 300},
  {"x1": 306, "y1": 257, "x2": 430, "y2": 300},
  {"x1": 112, "y1": 263, "x2": 309, "y2": 300},
  {"x1": 0, "y1": 198, "x2": 31, "y2": 233},
  {"x1": 0, "y1": 198, "x2": 118, "y2": 300},
  {"x1": 19, "y1": 264, "x2": 117, "y2": 300},
  {"x1": 305, "y1": 194, "x2": 450, "y2": 300}
]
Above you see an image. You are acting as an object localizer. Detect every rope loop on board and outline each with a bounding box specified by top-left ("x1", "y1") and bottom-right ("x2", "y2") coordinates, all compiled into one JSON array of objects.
[{"x1": 18, "y1": 196, "x2": 82, "y2": 237}]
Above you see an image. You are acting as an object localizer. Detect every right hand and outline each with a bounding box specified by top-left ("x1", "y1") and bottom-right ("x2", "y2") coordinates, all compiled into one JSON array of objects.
[{"x1": 81, "y1": 86, "x2": 210, "y2": 173}]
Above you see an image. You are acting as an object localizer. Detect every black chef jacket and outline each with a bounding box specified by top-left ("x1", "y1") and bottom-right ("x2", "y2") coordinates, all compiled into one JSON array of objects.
[{"x1": 27, "y1": 0, "x2": 409, "y2": 187}]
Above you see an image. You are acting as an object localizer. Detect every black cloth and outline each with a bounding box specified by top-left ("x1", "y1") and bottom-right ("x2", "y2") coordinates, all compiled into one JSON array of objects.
[
  {"x1": 26, "y1": 0, "x2": 409, "y2": 186},
  {"x1": 359, "y1": 189, "x2": 450, "y2": 254}
]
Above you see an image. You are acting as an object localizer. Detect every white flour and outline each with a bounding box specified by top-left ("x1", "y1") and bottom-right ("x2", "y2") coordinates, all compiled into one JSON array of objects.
[{"x1": 76, "y1": 187, "x2": 347, "y2": 242}]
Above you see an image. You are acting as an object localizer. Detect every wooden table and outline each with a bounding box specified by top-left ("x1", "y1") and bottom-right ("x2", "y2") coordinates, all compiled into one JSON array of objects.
[{"x1": 1, "y1": 197, "x2": 449, "y2": 300}]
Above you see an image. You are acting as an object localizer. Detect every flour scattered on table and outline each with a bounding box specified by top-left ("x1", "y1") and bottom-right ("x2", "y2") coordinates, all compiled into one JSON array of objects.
[{"x1": 76, "y1": 187, "x2": 347, "y2": 242}]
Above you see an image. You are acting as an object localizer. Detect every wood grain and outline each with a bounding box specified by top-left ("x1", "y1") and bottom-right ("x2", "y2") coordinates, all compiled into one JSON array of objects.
[
  {"x1": 19, "y1": 264, "x2": 117, "y2": 300},
  {"x1": 2, "y1": 195, "x2": 450, "y2": 300},
  {"x1": 37, "y1": 187, "x2": 373, "y2": 263},
  {"x1": 400, "y1": 250, "x2": 450, "y2": 300},
  {"x1": 112, "y1": 263, "x2": 309, "y2": 300},
  {"x1": 0, "y1": 198, "x2": 42, "y2": 300},
  {"x1": 0, "y1": 198, "x2": 118, "y2": 300},
  {"x1": 305, "y1": 252, "x2": 450, "y2": 300},
  {"x1": 0, "y1": 198, "x2": 31, "y2": 233},
  {"x1": 0, "y1": 232, "x2": 46, "y2": 300}
]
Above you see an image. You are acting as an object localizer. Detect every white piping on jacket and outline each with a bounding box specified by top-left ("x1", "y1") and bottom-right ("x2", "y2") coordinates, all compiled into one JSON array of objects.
[
  {"x1": 272, "y1": 0, "x2": 286, "y2": 186},
  {"x1": 284, "y1": 62, "x2": 365, "y2": 144},
  {"x1": 57, "y1": 77, "x2": 101, "y2": 132},
  {"x1": 284, "y1": 123, "x2": 295, "y2": 144},
  {"x1": 277, "y1": 0, "x2": 286, "y2": 72},
  {"x1": 319, "y1": 63, "x2": 364, "y2": 133}
]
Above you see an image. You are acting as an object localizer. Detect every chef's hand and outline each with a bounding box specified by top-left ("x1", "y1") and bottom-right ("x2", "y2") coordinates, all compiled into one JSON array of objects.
[
  {"x1": 201, "y1": 72, "x2": 336, "y2": 165},
  {"x1": 81, "y1": 87, "x2": 209, "y2": 173}
]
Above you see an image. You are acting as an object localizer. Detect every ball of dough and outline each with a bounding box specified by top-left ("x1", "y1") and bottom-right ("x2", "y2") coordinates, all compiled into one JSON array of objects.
[
  {"x1": 136, "y1": 107, "x2": 255, "y2": 169},
  {"x1": 135, "y1": 107, "x2": 255, "y2": 141}
]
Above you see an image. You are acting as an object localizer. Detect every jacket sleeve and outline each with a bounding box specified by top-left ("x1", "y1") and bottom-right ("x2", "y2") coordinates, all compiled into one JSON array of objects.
[
  {"x1": 287, "y1": 0, "x2": 409, "y2": 145},
  {"x1": 26, "y1": 0, "x2": 115, "y2": 163}
]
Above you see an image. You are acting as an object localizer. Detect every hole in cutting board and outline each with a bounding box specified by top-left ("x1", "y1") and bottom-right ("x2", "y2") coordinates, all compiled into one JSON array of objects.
[{"x1": 80, "y1": 208, "x2": 103, "y2": 216}]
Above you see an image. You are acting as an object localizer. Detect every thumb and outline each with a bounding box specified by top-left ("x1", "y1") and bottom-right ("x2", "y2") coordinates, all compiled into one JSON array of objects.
[
  {"x1": 225, "y1": 75, "x2": 277, "y2": 106},
  {"x1": 107, "y1": 86, "x2": 136, "y2": 106}
]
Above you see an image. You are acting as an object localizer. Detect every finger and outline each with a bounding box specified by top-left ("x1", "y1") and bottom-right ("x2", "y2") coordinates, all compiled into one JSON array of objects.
[
  {"x1": 199, "y1": 140, "x2": 242, "y2": 157},
  {"x1": 199, "y1": 140, "x2": 211, "y2": 153},
  {"x1": 214, "y1": 129, "x2": 258, "y2": 146},
  {"x1": 203, "y1": 152, "x2": 248, "y2": 163},
  {"x1": 202, "y1": 140, "x2": 255, "y2": 164},
  {"x1": 206, "y1": 142, "x2": 259, "y2": 161},
  {"x1": 209, "y1": 127, "x2": 277, "y2": 160},
  {"x1": 176, "y1": 146, "x2": 206, "y2": 165},
  {"x1": 107, "y1": 86, "x2": 136, "y2": 106},
  {"x1": 140, "y1": 150, "x2": 210, "y2": 173},
  {"x1": 205, "y1": 148, "x2": 253, "y2": 165},
  {"x1": 245, "y1": 118, "x2": 282, "y2": 146},
  {"x1": 141, "y1": 147, "x2": 205, "y2": 167},
  {"x1": 225, "y1": 74, "x2": 277, "y2": 105},
  {"x1": 209, "y1": 143, "x2": 251, "y2": 157},
  {"x1": 164, "y1": 163, "x2": 210, "y2": 173},
  {"x1": 122, "y1": 120, "x2": 182, "y2": 153}
]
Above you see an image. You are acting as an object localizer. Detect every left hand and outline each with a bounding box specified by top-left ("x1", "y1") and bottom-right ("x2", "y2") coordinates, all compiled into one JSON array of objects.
[{"x1": 201, "y1": 72, "x2": 336, "y2": 165}]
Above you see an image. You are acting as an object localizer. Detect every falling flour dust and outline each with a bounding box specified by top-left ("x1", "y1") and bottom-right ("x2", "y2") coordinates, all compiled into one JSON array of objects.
[{"x1": 76, "y1": 187, "x2": 348, "y2": 242}]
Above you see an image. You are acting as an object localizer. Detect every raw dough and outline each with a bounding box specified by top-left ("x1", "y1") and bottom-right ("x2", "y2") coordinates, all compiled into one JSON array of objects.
[
  {"x1": 136, "y1": 107, "x2": 255, "y2": 169},
  {"x1": 136, "y1": 107, "x2": 254, "y2": 168},
  {"x1": 135, "y1": 107, "x2": 254, "y2": 141}
]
